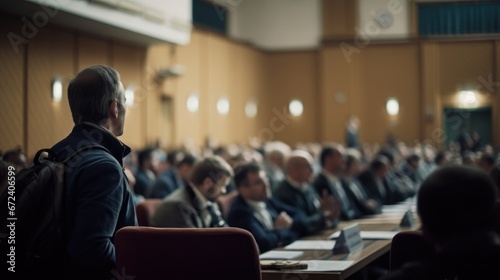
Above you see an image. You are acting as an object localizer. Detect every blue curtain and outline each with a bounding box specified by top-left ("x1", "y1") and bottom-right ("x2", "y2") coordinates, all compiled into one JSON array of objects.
[{"x1": 419, "y1": 2, "x2": 500, "y2": 36}]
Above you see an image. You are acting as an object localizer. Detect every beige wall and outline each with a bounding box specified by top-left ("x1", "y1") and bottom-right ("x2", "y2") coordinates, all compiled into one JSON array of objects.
[{"x1": 2, "y1": 11, "x2": 500, "y2": 159}]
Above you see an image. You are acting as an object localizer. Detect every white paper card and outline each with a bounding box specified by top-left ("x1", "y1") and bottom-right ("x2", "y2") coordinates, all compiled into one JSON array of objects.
[
  {"x1": 284, "y1": 240, "x2": 336, "y2": 250},
  {"x1": 259, "y1": 250, "x2": 304, "y2": 260},
  {"x1": 301, "y1": 260, "x2": 355, "y2": 271},
  {"x1": 329, "y1": 231, "x2": 398, "y2": 240}
]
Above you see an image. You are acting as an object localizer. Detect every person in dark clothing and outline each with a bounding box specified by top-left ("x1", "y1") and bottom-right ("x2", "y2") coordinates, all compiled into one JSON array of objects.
[
  {"x1": 227, "y1": 162, "x2": 311, "y2": 253},
  {"x1": 379, "y1": 165, "x2": 500, "y2": 280},
  {"x1": 51, "y1": 65, "x2": 137, "y2": 280}
]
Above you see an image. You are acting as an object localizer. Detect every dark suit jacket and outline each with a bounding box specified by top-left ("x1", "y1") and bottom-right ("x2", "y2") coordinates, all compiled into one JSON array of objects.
[
  {"x1": 148, "y1": 167, "x2": 185, "y2": 199},
  {"x1": 227, "y1": 195, "x2": 310, "y2": 253},
  {"x1": 151, "y1": 185, "x2": 227, "y2": 228},
  {"x1": 312, "y1": 173, "x2": 362, "y2": 220},
  {"x1": 380, "y1": 231, "x2": 500, "y2": 280},
  {"x1": 273, "y1": 180, "x2": 330, "y2": 234},
  {"x1": 342, "y1": 177, "x2": 381, "y2": 216}
]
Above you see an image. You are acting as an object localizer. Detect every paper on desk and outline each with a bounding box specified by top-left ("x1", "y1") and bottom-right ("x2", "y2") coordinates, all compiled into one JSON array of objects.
[
  {"x1": 329, "y1": 231, "x2": 398, "y2": 240},
  {"x1": 259, "y1": 250, "x2": 304, "y2": 260},
  {"x1": 284, "y1": 240, "x2": 336, "y2": 250},
  {"x1": 300, "y1": 260, "x2": 355, "y2": 271}
]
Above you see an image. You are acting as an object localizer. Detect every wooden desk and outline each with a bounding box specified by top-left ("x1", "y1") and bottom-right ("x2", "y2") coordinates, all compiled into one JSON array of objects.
[{"x1": 262, "y1": 215, "x2": 420, "y2": 280}]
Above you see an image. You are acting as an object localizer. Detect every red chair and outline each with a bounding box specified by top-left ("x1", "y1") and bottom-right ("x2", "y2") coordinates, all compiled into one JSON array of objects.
[
  {"x1": 389, "y1": 230, "x2": 435, "y2": 271},
  {"x1": 135, "y1": 199, "x2": 163, "y2": 226},
  {"x1": 115, "y1": 226, "x2": 262, "y2": 280}
]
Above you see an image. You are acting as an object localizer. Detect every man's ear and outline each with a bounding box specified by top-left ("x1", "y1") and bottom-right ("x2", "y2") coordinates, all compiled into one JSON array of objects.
[{"x1": 109, "y1": 99, "x2": 119, "y2": 119}]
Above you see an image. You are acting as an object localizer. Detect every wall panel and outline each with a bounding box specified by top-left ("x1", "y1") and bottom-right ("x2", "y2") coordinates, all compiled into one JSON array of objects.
[{"x1": 0, "y1": 15, "x2": 25, "y2": 153}]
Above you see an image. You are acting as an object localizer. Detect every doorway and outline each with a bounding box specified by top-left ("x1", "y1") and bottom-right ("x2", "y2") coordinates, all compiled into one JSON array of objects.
[{"x1": 443, "y1": 107, "x2": 492, "y2": 150}]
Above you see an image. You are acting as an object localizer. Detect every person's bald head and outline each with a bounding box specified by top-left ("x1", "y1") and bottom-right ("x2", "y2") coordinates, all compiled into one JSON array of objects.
[{"x1": 284, "y1": 150, "x2": 314, "y2": 183}]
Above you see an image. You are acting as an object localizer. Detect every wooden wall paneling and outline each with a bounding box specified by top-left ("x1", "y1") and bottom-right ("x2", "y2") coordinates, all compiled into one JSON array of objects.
[
  {"x1": 144, "y1": 44, "x2": 174, "y2": 148},
  {"x1": 322, "y1": 0, "x2": 358, "y2": 40},
  {"x1": 358, "y1": 44, "x2": 421, "y2": 144},
  {"x1": 111, "y1": 42, "x2": 146, "y2": 150},
  {"x1": 265, "y1": 51, "x2": 319, "y2": 147},
  {"x1": 420, "y1": 42, "x2": 442, "y2": 148},
  {"x1": 206, "y1": 33, "x2": 235, "y2": 146},
  {"x1": 0, "y1": 15, "x2": 25, "y2": 153},
  {"x1": 76, "y1": 35, "x2": 110, "y2": 71},
  {"x1": 27, "y1": 26, "x2": 74, "y2": 157},
  {"x1": 176, "y1": 29, "x2": 206, "y2": 149}
]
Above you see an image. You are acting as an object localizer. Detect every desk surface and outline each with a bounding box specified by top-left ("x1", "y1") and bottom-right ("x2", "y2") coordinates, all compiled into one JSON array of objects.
[{"x1": 261, "y1": 206, "x2": 420, "y2": 280}]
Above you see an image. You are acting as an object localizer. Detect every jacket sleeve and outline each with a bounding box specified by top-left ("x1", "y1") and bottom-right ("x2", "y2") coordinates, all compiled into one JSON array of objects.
[
  {"x1": 67, "y1": 156, "x2": 125, "y2": 267},
  {"x1": 227, "y1": 206, "x2": 298, "y2": 253}
]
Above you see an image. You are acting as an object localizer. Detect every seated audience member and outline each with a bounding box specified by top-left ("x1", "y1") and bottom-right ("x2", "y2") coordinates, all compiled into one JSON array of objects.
[
  {"x1": 380, "y1": 165, "x2": 500, "y2": 280},
  {"x1": 262, "y1": 141, "x2": 290, "y2": 192},
  {"x1": 151, "y1": 155, "x2": 233, "y2": 228},
  {"x1": 2, "y1": 147, "x2": 28, "y2": 171},
  {"x1": 313, "y1": 143, "x2": 362, "y2": 220},
  {"x1": 149, "y1": 152, "x2": 196, "y2": 199},
  {"x1": 273, "y1": 150, "x2": 340, "y2": 234},
  {"x1": 343, "y1": 152, "x2": 381, "y2": 216},
  {"x1": 134, "y1": 147, "x2": 159, "y2": 198},
  {"x1": 358, "y1": 155, "x2": 408, "y2": 205},
  {"x1": 227, "y1": 162, "x2": 311, "y2": 253},
  {"x1": 377, "y1": 148, "x2": 415, "y2": 200},
  {"x1": 461, "y1": 150, "x2": 477, "y2": 166},
  {"x1": 478, "y1": 153, "x2": 495, "y2": 173},
  {"x1": 398, "y1": 153, "x2": 424, "y2": 186}
]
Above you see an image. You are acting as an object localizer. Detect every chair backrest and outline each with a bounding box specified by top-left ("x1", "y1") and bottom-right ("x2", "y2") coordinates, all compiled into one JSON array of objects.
[
  {"x1": 390, "y1": 230, "x2": 435, "y2": 271},
  {"x1": 217, "y1": 190, "x2": 239, "y2": 220},
  {"x1": 135, "y1": 199, "x2": 163, "y2": 226},
  {"x1": 115, "y1": 226, "x2": 262, "y2": 280}
]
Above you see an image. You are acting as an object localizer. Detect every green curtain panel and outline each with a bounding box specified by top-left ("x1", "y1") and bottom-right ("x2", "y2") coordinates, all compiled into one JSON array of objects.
[{"x1": 419, "y1": 2, "x2": 500, "y2": 36}]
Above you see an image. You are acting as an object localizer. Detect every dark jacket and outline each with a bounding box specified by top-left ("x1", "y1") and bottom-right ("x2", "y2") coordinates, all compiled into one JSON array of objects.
[
  {"x1": 273, "y1": 179, "x2": 330, "y2": 234},
  {"x1": 380, "y1": 231, "x2": 500, "y2": 280},
  {"x1": 227, "y1": 195, "x2": 310, "y2": 253},
  {"x1": 52, "y1": 123, "x2": 137, "y2": 280},
  {"x1": 148, "y1": 167, "x2": 185, "y2": 199},
  {"x1": 313, "y1": 173, "x2": 362, "y2": 220}
]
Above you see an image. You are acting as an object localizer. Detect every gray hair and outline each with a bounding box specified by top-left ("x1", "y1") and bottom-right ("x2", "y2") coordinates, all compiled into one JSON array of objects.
[{"x1": 67, "y1": 65, "x2": 121, "y2": 125}]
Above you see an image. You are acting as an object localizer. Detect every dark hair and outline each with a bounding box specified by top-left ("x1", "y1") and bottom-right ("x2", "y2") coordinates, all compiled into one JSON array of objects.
[
  {"x1": 371, "y1": 155, "x2": 389, "y2": 171},
  {"x1": 190, "y1": 156, "x2": 233, "y2": 186},
  {"x1": 377, "y1": 148, "x2": 395, "y2": 165},
  {"x1": 177, "y1": 154, "x2": 197, "y2": 168},
  {"x1": 234, "y1": 162, "x2": 261, "y2": 188},
  {"x1": 418, "y1": 165, "x2": 498, "y2": 244},
  {"x1": 138, "y1": 148, "x2": 155, "y2": 168},
  {"x1": 434, "y1": 150, "x2": 447, "y2": 164},
  {"x1": 68, "y1": 65, "x2": 121, "y2": 125},
  {"x1": 319, "y1": 144, "x2": 343, "y2": 167},
  {"x1": 480, "y1": 153, "x2": 495, "y2": 167}
]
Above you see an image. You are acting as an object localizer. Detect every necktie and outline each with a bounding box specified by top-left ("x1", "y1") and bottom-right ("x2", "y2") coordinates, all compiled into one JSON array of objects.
[{"x1": 206, "y1": 203, "x2": 226, "y2": 228}]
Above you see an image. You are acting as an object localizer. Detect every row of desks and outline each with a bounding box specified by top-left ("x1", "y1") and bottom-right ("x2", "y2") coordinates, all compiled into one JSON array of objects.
[{"x1": 261, "y1": 198, "x2": 421, "y2": 280}]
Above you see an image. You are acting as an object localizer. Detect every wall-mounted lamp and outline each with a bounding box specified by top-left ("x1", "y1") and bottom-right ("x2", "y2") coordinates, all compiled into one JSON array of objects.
[
  {"x1": 125, "y1": 86, "x2": 135, "y2": 107},
  {"x1": 186, "y1": 93, "x2": 199, "y2": 113},
  {"x1": 217, "y1": 97, "x2": 230, "y2": 115},
  {"x1": 289, "y1": 99, "x2": 303, "y2": 117},
  {"x1": 386, "y1": 98, "x2": 399, "y2": 116},
  {"x1": 245, "y1": 100, "x2": 258, "y2": 118},
  {"x1": 459, "y1": 90, "x2": 477, "y2": 106},
  {"x1": 51, "y1": 78, "x2": 63, "y2": 102}
]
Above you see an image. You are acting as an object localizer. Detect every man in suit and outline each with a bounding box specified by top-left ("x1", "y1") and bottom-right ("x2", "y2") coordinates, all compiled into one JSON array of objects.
[
  {"x1": 273, "y1": 149, "x2": 340, "y2": 234},
  {"x1": 380, "y1": 165, "x2": 500, "y2": 280},
  {"x1": 134, "y1": 147, "x2": 159, "y2": 198},
  {"x1": 148, "y1": 152, "x2": 196, "y2": 199},
  {"x1": 313, "y1": 143, "x2": 362, "y2": 221},
  {"x1": 151, "y1": 155, "x2": 233, "y2": 228},
  {"x1": 227, "y1": 162, "x2": 311, "y2": 253}
]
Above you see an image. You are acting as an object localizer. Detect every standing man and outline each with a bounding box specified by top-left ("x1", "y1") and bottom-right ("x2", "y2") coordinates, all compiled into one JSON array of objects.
[
  {"x1": 51, "y1": 65, "x2": 137, "y2": 279},
  {"x1": 152, "y1": 155, "x2": 233, "y2": 228}
]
